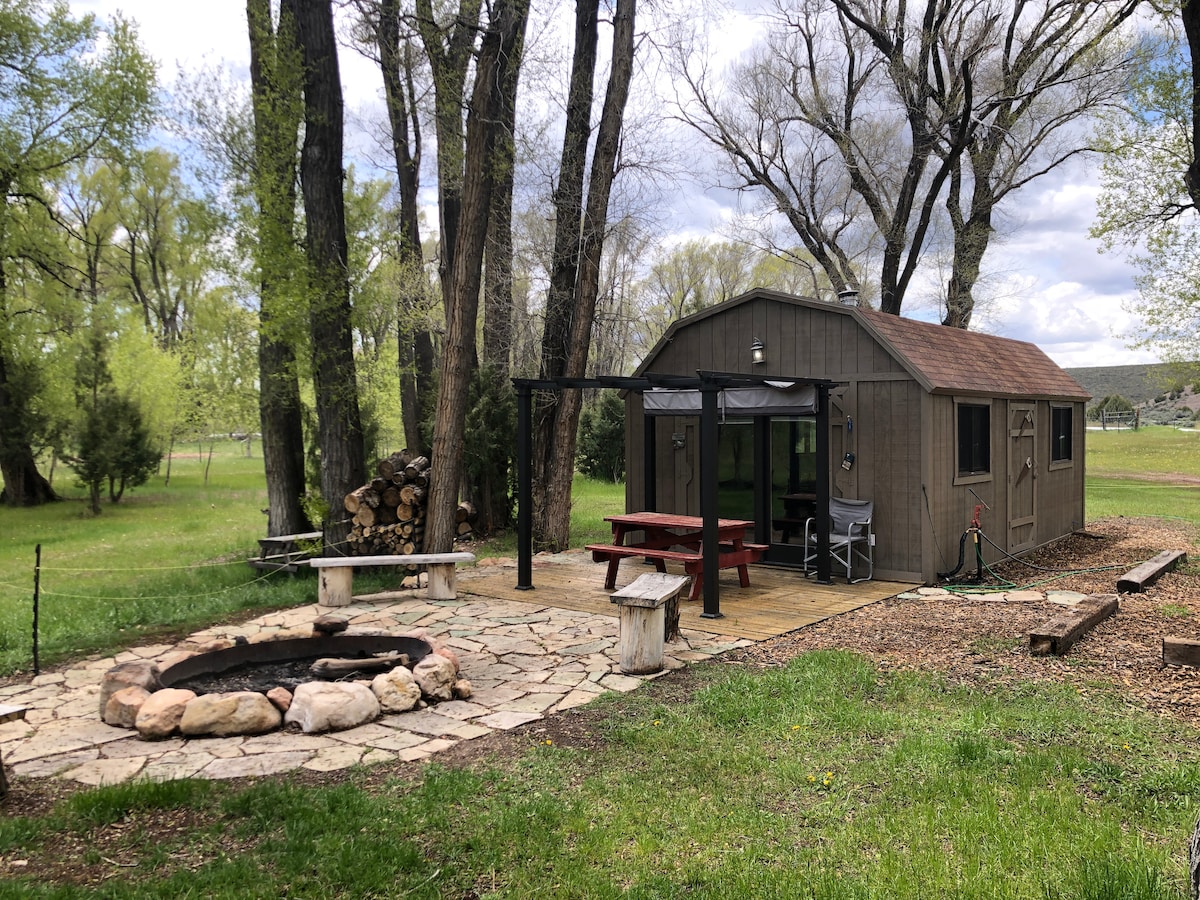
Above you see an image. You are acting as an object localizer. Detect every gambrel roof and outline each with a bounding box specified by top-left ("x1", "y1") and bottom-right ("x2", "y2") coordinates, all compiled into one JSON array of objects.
[{"x1": 637, "y1": 289, "x2": 1090, "y2": 402}]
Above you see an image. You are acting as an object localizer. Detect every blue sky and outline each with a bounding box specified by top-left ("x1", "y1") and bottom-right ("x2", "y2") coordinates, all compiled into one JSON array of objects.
[{"x1": 70, "y1": 0, "x2": 1159, "y2": 370}]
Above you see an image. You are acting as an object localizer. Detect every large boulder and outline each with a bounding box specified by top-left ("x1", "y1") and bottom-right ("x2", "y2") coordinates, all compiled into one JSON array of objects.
[
  {"x1": 284, "y1": 682, "x2": 380, "y2": 733},
  {"x1": 135, "y1": 688, "x2": 197, "y2": 739},
  {"x1": 103, "y1": 686, "x2": 151, "y2": 729},
  {"x1": 98, "y1": 661, "x2": 163, "y2": 717},
  {"x1": 371, "y1": 668, "x2": 422, "y2": 713},
  {"x1": 413, "y1": 654, "x2": 457, "y2": 702},
  {"x1": 179, "y1": 691, "x2": 281, "y2": 737}
]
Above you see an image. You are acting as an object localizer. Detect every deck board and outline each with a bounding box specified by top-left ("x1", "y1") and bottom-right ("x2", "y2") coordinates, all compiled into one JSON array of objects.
[{"x1": 457, "y1": 553, "x2": 907, "y2": 642}]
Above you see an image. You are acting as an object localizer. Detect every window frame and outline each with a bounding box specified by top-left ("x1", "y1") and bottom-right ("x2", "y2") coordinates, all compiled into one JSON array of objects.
[
  {"x1": 1049, "y1": 404, "x2": 1074, "y2": 469},
  {"x1": 954, "y1": 400, "x2": 992, "y2": 485}
]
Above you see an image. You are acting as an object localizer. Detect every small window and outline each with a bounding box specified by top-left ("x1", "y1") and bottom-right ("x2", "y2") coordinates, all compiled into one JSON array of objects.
[
  {"x1": 957, "y1": 403, "x2": 990, "y2": 476},
  {"x1": 1051, "y1": 406, "x2": 1073, "y2": 462}
]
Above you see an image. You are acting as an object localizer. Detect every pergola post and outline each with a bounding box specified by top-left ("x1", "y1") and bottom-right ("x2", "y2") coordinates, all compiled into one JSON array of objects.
[
  {"x1": 699, "y1": 377, "x2": 722, "y2": 618},
  {"x1": 516, "y1": 381, "x2": 534, "y2": 590},
  {"x1": 815, "y1": 383, "x2": 832, "y2": 583}
]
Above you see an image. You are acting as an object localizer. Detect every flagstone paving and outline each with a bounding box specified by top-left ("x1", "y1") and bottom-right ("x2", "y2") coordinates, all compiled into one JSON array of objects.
[
  {"x1": 0, "y1": 560, "x2": 1076, "y2": 789},
  {"x1": 0, "y1": 577, "x2": 753, "y2": 788}
]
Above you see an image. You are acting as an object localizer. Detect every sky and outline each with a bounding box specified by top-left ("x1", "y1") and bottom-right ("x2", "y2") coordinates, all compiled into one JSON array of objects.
[{"x1": 68, "y1": 0, "x2": 1161, "y2": 371}]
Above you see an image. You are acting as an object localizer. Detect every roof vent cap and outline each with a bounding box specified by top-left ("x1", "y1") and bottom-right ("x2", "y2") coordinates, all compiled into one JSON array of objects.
[{"x1": 837, "y1": 289, "x2": 859, "y2": 307}]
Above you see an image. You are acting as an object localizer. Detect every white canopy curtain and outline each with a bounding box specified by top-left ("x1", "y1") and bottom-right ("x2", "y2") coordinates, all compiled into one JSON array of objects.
[{"x1": 642, "y1": 382, "x2": 819, "y2": 417}]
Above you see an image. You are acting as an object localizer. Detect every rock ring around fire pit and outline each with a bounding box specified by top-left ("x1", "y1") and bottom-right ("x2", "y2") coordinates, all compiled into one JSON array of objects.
[{"x1": 97, "y1": 620, "x2": 474, "y2": 740}]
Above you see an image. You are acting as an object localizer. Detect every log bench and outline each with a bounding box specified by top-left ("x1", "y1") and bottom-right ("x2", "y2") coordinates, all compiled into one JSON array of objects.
[
  {"x1": 0, "y1": 704, "x2": 28, "y2": 799},
  {"x1": 309, "y1": 552, "x2": 476, "y2": 606},
  {"x1": 586, "y1": 542, "x2": 768, "y2": 603},
  {"x1": 610, "y1": 573, "x2": 691, "y2": 675},
  {"x1": 1117, "y1": 550, "x2": 1188, "y2": 593},
  {"x1": 1029, "y1": 594, "x2": 1119, "y2": 656}
]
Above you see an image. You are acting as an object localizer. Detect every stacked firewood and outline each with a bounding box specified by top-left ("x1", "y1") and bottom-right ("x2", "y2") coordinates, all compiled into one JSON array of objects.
[{"x1": 343, "y1": 450, "x2": 477, "y2": 557}]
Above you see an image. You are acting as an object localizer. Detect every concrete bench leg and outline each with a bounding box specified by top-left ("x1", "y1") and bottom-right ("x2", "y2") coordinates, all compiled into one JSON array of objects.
[
  {"x1": 426, "y1": 563, "x2": 457, "y2": 600},
  {"x1": 318, "y1": 566, "x2": 354, "y2": 607}
]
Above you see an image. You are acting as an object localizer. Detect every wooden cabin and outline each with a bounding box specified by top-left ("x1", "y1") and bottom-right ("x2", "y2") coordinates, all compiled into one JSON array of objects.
[{"x1": 625, "y1": 289, "x2": 1090, "y2": 584}]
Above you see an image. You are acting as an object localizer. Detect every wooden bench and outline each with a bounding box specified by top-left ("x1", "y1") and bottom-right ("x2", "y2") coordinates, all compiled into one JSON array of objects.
[
  {"x1": 309, "y1": 552, "x2": 476, "y2": 606},
  {"x1": 586, "y1": 542, "x2": 768, "y2": 603},
  {"x1": 0, "y1": 704, "x2": 28, "y2": 798},
  {"x1": 1117, "y1": 550, "x2": 1188, "y2": 593},
  {"x1": 610, "y1": 573, "x2": 690, "y2": 675},
  {"x1": 248, "y1": 531, "x2": 323, "y2": 574}
]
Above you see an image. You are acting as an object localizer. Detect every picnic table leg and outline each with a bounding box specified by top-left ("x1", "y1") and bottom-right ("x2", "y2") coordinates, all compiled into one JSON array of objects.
[
  {"x1": 737, "y1": 564, "x2": 752, "y2": 588},
  {"x1": 604, "y1": 556, "x2": 621, "y2": 590}
]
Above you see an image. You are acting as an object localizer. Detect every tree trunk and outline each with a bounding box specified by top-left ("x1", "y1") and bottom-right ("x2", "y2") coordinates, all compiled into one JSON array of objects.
[
  {"x1": 425, "y1": 0, "x2": 529, "y2": 552},
  {"x1": 377, "y1": 0, "x2": 432, "y2": 455},
  {"x1": 0, "y1": 254, "x2": 57, "y2": 507},
  {"x1": 414, "y1": 0, "x2": 484, "y2": 316},
  {"x1": 1184, "y1": 0, "x2": 1200, "y2": 210},
  {"x1": 248, "y1": 0, "x2": 312, "y2": 537},
  {"x1": 534, "y1": 0, "x2": 635, "y2": 551},
  {"x1": 296, "y1": 0, "x2": 366, "y2": 552}
]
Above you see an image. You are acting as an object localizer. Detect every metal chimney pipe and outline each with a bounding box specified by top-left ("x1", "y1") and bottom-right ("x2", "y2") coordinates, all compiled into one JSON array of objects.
[{"x1": 837, "y1": 288, "x2": 859, "y2": 306}]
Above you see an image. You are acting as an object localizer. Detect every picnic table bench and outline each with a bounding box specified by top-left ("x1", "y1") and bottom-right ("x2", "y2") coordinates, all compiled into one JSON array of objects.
[{"x1": 248, "y1": 531, "x2": 323, "y2": 574}]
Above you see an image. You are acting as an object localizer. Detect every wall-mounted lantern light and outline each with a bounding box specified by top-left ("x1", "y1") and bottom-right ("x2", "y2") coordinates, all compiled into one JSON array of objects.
[{"x1": 750, "y1": 337, "x2": 766, "y2": 365}]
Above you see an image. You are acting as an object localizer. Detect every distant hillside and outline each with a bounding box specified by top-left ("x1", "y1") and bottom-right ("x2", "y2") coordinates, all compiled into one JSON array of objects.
[{"x1": 1064, "y1": 363, "x2": 1196, "y2": 406}]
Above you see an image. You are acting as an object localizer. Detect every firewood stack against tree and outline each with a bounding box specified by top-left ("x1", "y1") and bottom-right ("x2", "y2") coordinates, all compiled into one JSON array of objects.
[{"x1": 343, "y1": 450, "x2": 478, "y2": 571}]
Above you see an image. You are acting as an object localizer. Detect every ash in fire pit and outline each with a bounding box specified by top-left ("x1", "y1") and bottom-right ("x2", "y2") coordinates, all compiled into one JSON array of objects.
[
  {"x1": 167, "y1": 652, "x2": 402, "y2": 695},
  {"x1": 158, "y1": 634, "x2": 434, "y2": 695}
]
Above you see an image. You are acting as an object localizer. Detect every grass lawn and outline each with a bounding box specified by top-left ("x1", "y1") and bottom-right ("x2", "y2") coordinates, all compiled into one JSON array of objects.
[{"x1": 0, "y1": 652, "x2": 1193, "y2": 897}]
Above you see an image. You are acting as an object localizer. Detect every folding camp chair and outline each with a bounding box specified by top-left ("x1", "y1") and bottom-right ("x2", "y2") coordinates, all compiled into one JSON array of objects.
[{"x1": 803, "y1": 498, "x2": 874, "y2": 583}]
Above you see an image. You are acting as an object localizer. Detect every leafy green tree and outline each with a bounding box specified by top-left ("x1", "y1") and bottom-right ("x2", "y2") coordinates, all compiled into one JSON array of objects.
[
  {"x1": 66, "y1": 332, "x2": 160, "y2": 513},
  {"x1": 0, "y1": 0, "x2": 155, "y2": 505},
  {"x1": 577, "y1": 390, "x2": 625, "y2": 483}
]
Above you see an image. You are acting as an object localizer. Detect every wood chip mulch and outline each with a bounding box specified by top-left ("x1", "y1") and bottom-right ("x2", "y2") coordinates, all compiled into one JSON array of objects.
[{"x1": 725, "y1": 516, "x2": 1200, "y2": 723}]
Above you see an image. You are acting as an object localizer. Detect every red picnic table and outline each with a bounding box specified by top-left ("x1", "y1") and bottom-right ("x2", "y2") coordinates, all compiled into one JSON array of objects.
[{"x1": 585, "y1": 511, "x2": 767, "y2": 603}]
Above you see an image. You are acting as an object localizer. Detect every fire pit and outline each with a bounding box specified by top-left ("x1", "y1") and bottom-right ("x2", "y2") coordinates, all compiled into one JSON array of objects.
[
  {"x1": 159, "y1": 634, "x2": 434, "y2": 694},
  {"x1": 99, "y1": 626, "x2": 471, "y2": 739}
]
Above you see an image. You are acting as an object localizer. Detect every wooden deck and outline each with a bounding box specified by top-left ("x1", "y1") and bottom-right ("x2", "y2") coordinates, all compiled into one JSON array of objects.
[{"x1": 457, "y1": 553, "x2": 908, "y2": 642}]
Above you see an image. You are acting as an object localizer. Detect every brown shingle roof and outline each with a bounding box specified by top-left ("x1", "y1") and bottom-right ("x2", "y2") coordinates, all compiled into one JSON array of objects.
[{"x1": 855, "y1": 307, "x2": 1091, "y2": 401}]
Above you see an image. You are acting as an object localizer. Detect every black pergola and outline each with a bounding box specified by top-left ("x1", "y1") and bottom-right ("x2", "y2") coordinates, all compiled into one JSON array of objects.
[{"x1": 512, "y1": 371, "x2": 840, "y2": 618}]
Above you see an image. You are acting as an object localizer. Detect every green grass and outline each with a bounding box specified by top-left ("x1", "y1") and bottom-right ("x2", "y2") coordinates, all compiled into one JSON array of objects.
[
  {"x1": 0, "y1": 651, "x2": 1193, "y2": 897},
  {"x1": 0, "y1": 443, "x2": 318, "y2": 674},
  {"x1": 1087, "y1": 425, "x2": 1200, "y2": 480}
]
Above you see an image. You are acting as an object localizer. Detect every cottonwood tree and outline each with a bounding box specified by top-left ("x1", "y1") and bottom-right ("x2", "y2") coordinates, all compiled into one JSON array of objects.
[
  {"x1": 246, "y1": 0, "x2": 312, "y2": 537},
  {"x1": 1093, "y1": 6, "x2": 1200, "y2": 367},
  {"x1": 677, "y1": 0, "x2": 1140, "y2": 326},
  {"x1": 296, "y1": 0, "x2": 367, "y2": 547},
  {"x1": 0, "y1": 1, "x2": 155, "y2": 506},
  {"x1": 351, "y1": 0, "x2": 438, "y2": 453},
  {"x1": 532, "y1": 0, "x2": 636, "y2": 551},
  {"x1": 424, "y1": 0, "x2": 531, "y2": 551}
]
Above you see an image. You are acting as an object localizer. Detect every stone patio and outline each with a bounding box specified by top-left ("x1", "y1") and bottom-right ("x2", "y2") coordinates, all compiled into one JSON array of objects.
[{"x1": 0, "y1": 571, "x2": 753, "y2": 788}]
